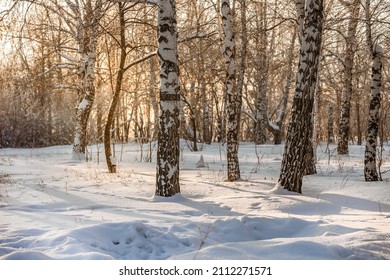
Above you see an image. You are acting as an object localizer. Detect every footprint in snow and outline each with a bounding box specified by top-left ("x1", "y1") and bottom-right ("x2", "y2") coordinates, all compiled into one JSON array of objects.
[{"x1": 250, "y1": 202, "x2": 261, "y2": 209}]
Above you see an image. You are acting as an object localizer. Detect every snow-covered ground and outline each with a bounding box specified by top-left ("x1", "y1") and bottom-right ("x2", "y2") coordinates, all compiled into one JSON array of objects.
[{"x1": 0, "y1": 142, "x2": 389, "y2": 260}]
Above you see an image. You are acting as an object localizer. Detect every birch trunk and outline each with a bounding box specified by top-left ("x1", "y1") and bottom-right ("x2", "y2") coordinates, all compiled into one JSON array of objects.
[
  {"x1": 155, "y1": 0, "x2": 181, "y2": 196},
  {"x1": 221, "y1": 0, "x2": 241, "y2": 181},
  {"x1": 278, "y1": 0, "x2": 323, "y2": 193},
  {"x1": 72, "y1": 51, "x2": 96, "y2": 159},
  {"x1": 72, "y1": 0, "x2": 102, "y2": 160},
  {"x1": 364, "y1": 44, "x2": 383, "y2": 181},
  {"x1": 337, "y1": 0, "x2": 360, "y2": 155}
]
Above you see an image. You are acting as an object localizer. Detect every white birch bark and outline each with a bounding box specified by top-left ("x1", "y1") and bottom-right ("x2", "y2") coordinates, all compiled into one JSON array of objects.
[
  {"x1": 278, "y1": 0, "x2": 323, "y2": 193},
  {"x1": 364, "y1": 45, "x2": 383, "y2": 181},
  {"x1": 155, "y1": 0, "x2": 181, "y2": 196},
  {"x1": 72, "y1": 0, "x2": 102, "y2": 160},
  {"x1": 221, "y1": 0, "x2": 240, "y2": 181}
]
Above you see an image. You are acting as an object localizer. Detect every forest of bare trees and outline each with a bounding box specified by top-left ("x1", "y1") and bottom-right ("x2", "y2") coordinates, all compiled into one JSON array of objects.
[{"x1": 1, "y1": 0, "x2": 390, "y2": 194}]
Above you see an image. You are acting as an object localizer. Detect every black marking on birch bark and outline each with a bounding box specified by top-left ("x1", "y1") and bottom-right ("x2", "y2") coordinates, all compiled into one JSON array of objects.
[{"x1": 278, "y1": 0, "x2": 323, "y2": 193}]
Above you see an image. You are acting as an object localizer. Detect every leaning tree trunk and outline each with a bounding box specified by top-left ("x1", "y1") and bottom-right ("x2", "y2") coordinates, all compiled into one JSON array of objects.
[
  {"x1": 104, "y1": 2, "x2": 127, "y2": 173},
  {"x1": 337, "y1": 0, "x2": 360, "y2": 155},
  {"x1": 221, "y1": 0, "x2": 241, "y2": 181},
  {"x1": 364, "y1": 44, "x2": 383, "y2": 181},
  {"x1": 155, "y1": 0, "x2": 181, "y2": 197},
  {"x1": 72, "y1": 0, "x2": 102, "y2": 160},
  {"x1": 278, "y1": 0, "x2": 323, "y2": 193}
]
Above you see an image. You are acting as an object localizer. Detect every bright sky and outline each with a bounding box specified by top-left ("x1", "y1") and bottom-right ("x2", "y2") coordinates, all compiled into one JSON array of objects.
[
  {"x1": 0, "y1": 0, "x2": 11, "y2": 12},
  {"x1": 0, "y1": 1, "x2": 14, "y2": 62}
]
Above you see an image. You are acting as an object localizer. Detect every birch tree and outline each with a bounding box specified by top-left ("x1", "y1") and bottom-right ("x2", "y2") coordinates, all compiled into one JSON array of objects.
[
  {"x1": 155, "y1": 0, "x2": 181, "y2": 196},
  {"x1": 364, "y1": 44, "x2": 383, "y2": 181},
  {"x1": 72, "y1": 0, "x2": 103, "y2": 160},
  {"x1": 221, "y1": 0, "x2": 242, "y2": 181},
  {"x1": 337, "y1": 0, "x2": 360, "y2": 155},
  {"x1": 11, "y1": 0, "x2": 102, "y2": 157},
  {"x1": 363, "y1": 0, "x2": 383, "y2": 181},
  {"x1": 110, "y1": 0, "x2": 180, "y2": 195},
  {"x1": 278, "y1": 0, "x2": 323, "y2": 193}
]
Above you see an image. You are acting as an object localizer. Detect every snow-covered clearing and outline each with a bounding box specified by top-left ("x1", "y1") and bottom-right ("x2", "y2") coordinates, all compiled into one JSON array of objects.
[{"x1": 0, "y1": 142, "x2": 389, "y2": 260}]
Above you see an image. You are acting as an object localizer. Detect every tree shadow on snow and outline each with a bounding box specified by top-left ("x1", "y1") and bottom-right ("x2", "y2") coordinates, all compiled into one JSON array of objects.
[{"x1": 317, "y1": 193, "x2": 390, "y2": 214}]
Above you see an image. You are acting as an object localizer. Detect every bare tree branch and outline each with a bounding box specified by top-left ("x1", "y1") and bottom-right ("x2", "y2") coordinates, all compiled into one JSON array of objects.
[{"x1": 111, "y1": 0, "x2": 160, "y2": 6}]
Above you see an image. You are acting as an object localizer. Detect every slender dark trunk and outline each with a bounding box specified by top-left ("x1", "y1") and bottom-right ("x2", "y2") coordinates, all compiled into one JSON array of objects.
[
  {"x1": 255, "y1": 0, "x2": 268, "y2": 145},
  {"x1": 327, "y1": 103, "x2": 334, "y2": 144},
  {"x1": 104, "y1": 3, "x2": 127, "y2": 173},
  {"x1": 191, "y1": 114, "x2": 198, "y2": 151},
  {"x1": 356, "y1": 98, "x2": 362, "y2": 145}
]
